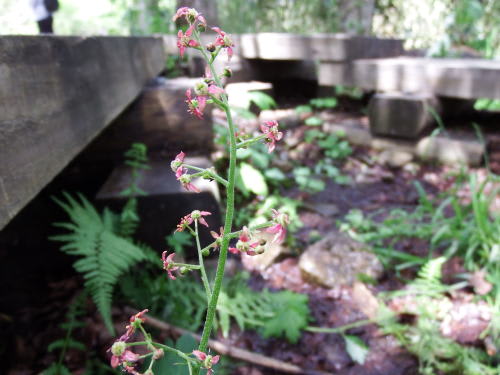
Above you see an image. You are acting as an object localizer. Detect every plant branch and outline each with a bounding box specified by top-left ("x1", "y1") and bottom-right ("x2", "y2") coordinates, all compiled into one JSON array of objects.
[{"x1": 195, "y1": 220, "x2": 212, "y2": 302}]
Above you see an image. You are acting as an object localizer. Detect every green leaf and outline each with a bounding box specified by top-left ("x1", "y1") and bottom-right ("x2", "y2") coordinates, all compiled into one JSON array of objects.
[
  {"x1": 153, "y1": 335, "x2": 197, "y2": 375},
  {"x1": 310, "y1": 97, "x2": 337, "y2": 109},
  {"x1": 236, "y1": 148, "x2": 252, "y2": 159},
  {"x1": 295, "y1": 104, "x2": 313, "y2": 114},
  {"x1": 42, "y1": 363, "x2": 72, "y2": 375},
  {"x1": 48, "y1": 338, "x2": 86, "y2": 352},
  {"x1": 240, "y1": 162, "x2": 269, "y2": 196},
  {"x1": 305, "y1": 116, "x2": 323, "y2": 126},
  {"x1": 166, "y1": 231, "x2": 193, "y2": 256},
  {"x1": 304, "y1": 129, "x2": 324, "y2": 143},
  {"x1": 248, "y1": 91, "x2": 277, "y2": 110},
  {"x1": 343, "y1": 335, "x2": 369, "y2": 364},
  {"x1": 262, "y1": 290, "x2": 310, "y2": 343},
  {"x1": 250, "y1": 148, "x2": 271, "y2": 169},
  {"x1": 265, "y1": 168, "x2": 287, "y2": 181}
]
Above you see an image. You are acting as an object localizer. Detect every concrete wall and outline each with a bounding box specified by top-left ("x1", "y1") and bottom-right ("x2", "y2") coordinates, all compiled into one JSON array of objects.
[{"x1": 0, "y1": 36, "x2": 166, "y2": 230}]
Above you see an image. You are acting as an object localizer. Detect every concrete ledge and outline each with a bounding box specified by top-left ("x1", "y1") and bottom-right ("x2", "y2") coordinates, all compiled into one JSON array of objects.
[
  {"x1": 353, "y1": 57, "x2": 500, "y2": 100},
  {"x1": 368, "y1": 93, "x2": 439, "y2": 138},
  {"x1": 0, "y1": 35, "x2": 166, "y2": 229}
]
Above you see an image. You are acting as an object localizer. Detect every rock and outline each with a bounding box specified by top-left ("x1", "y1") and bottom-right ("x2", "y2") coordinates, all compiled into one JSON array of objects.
[
  {"x1": 299, "y1": 231, "x2": 383, "y2": 288},
  {"x1": 241, "y1": 232, "x2": 289, "y2": 271},
  {"x1": 378, "y1": 149, "x2": 414, "y2": 168},
  {"x1": 351, "y1": 282, "x2": 379, "y2": 319}
]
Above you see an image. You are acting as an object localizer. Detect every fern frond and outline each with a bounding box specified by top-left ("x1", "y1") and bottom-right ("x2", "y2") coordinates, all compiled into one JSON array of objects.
[
  {"x1": 411, "y1": 256, "x2": 447, "y2": 296},
  {"x1": 52, "y1": 194, "x2": 146, "y2": 334}
]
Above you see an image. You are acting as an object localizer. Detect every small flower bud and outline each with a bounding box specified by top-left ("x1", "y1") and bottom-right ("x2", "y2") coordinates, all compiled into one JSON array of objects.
[
  {"x1": 180, "y1": 266, "x2": 189, "y2": 274},
  {"x1": 206, "y1": 43, "x2": 216, "y2": 52},
  {"x1": 194, "y1": 81, "x2": 208, "y2": 96},
  {"x1": 187, "y1": 8, "x2": 199, "y2": 23},
  {"x1": 223, "y1": 67, "x2": 232, "y2": 77},
  {"x1": 111, "y1": 341, "x2": 126, "y2": 357},
  {"x1": 202, "y1": 248, "x2": 210, "y2": 256},
  {"x1": 191, "y1": 210, "x2": 201, "y2": 219},
  {"x1": 179, "y1": 174, "x2": 192, "y2": 185}
]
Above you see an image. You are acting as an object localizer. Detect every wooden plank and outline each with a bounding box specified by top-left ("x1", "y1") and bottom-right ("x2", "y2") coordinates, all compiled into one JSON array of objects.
[{"x1": 0, "y1": 36, "x2": 166, "y2": 229}]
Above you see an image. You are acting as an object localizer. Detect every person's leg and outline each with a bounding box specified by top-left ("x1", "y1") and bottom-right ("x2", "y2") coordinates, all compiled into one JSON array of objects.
[{"x1": 37, "y1": 16, "x2": 53, "y2": 34}]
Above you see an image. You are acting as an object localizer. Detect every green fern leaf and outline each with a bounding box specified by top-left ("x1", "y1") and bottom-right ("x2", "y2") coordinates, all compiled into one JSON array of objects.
[
  {"x1": 262, "y1": 290, "x2": 310, "y2": 343},
  {"x1": 52, "y1": 194, "x2": 145, "y2": 334}
]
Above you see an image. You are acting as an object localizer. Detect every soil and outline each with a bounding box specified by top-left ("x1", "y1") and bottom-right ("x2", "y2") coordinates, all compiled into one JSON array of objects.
[{"x1": 1, "y1": 102, "x2": 497, "y2": 375}]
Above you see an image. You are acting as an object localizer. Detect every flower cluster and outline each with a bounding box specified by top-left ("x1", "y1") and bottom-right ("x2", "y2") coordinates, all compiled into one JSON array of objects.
[
  {"x1": 192, "y1": 350, "x2": 220, "y2": 375},
  {"x1": 229, "y1": 226, "x2": 265, "y2": 256},
  {"x1": 109, "y1": 310, "x2": 148, "y2": 373},
  {"x1": 260, "y1": 120, "x2": 283, "y2": 153},
  {"x1": 212, "y1": 27, "x2": 234, "y2": 61},
  {"x1": 266, "y1": 209, "x2": 289, "y2": 243},
  {"x1": 173, "y1": 7, "x2": 206, "y2": 58}
]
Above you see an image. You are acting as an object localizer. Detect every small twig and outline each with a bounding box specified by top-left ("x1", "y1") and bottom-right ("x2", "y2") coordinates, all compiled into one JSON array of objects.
[{"x1": 125, "y1": 307, "x2": 330, "y2": 375}]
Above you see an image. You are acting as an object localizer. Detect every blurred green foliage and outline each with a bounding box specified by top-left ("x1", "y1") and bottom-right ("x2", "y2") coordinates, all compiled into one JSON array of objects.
[{"x1": 3, "y1": 0, "x2": 500, "y2": 58}]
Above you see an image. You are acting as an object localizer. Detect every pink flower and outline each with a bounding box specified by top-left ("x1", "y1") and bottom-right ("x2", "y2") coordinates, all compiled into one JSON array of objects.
[
  {"x1": 109, "y1": 342, "x2": 140, "y2": 370},
  {"x1": 208, "y1": 84, "x2": 225, "y2": 97},
  {"x1": 210, "y1": 227, "x2": 224, "y2": 249},
  {"x1": 176, "y1": 214, "x2": 193, "y2": 232},
  {"x1": 173, "y1": 7, "x2": 206, "y2": 27},
  {"x1": 171, "y1": 151, "x2": 185, "y2": 172},
  {"x1": 177, "y1": 25, "x2": 199, "y2": 58},
  {"x1": 162, "y1": 251, "x2": 179, "y2": 280},
  {"x1": 229, "y1": 226, "x2": 263, "y2": 256},
  {"x1": 129, "y1": 309, "x2": 148, "y2": 324},
  {"x1": 260, "y1": 120, "x2": 283, "y2": 153},
  {"x1": 191, "y1": 210, "x2": 212, "y2": 227},
  {"x1": 192, "y1": 350, "x2": 220, "y2": 375},
  {"x1": 266, "y1": 209, "x2": 289, "y2": 244},
  {"x1": 176, "y1": 210, "x2": 211, "y2": 232},
  {"x1": 172, "y1": 7, "x2": 191, "y2": 21},
  {"x1": 212, "y1": 27, "x2": 234, "y2": 61},
  {"x1": 176, "y1": 166, "x2": 201, "y2": 193},
  {"x1": 185, "y1": 89, "x2": 206, "y2": 119},
  {"x1": 121, "y1": 308, "x2": 149, "y2": 340}
]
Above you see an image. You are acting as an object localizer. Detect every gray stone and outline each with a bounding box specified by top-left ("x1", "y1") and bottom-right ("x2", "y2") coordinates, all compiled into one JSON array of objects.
[
  {"x1": 368, "y1": 92, "x2": 439, "y2": 138},
  {"x1": 378, "y1": 149, "x2": 414, "y2": 168},
  {"x1": 299, "y1": 231, "x2": 383, "y2": 288},
  {"x1": 0, "y1": 35, "x2": 166, "y2": 230},
  {"x1": 353, "y1": 57, "x2": 500, "y2": 100},
  {"x1": 416, "y1": 135, "x2": 484, "y2": 166}
]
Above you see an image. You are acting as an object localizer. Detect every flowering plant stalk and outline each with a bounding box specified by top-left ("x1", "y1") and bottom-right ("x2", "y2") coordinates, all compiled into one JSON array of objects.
[{"x1": 108, "y1": 7, "x2": 287, "y2": 375}]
